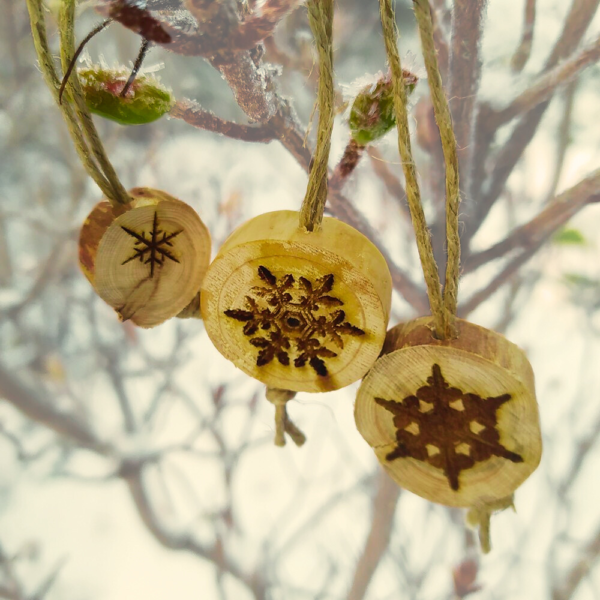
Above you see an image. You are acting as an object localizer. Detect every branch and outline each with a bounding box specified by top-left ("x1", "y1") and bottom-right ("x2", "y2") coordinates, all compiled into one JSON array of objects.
[
  {"x1": 347, "y1": 470, "x2": 400, "y2": 600},
  {"x1": 233, "y1": 0, "x2": 302, "y2": 51},
  {"x1": 367, "y1": 146, "x2": 410, "y2": 220},
  {"x1": 0, "y1": 362, "x2": 108, "y2": 454},
  {"x1": 329, "y1": 138, "x2": 365, "y2": 192},
  {"x1": 460, "y1": 167, "x2": 600, "y2": 315},
  {"x1": 511, "y1": 0, "x2": 536, "y2": 72},
  {"x1": 96, "y1": 0, "x2": 298, "y2": 56},
  {"x1": 494, "y1": 35, "x2": 600, "y2": 127},
  {"x1": 464, "y1": 166, "x2": 600, "y2": 273},
  {"x1": 466, "y1": 0, "x2": 600, "y2": 243},
  {"x1": 170, "y1": 99, "x2": 278, "y2": 142},
  {"x1": 553, "y1": 525, "x2": 600, "y2": 600},
  {"x1": 448, "y1": 0, "x2": 487, "y2": 196},
  {"x1": 543, "y1": 79, "x2": 579, "y2": 204},
  {"x1": 124, "y1": 466, "x2": 267, "y2": 600}
]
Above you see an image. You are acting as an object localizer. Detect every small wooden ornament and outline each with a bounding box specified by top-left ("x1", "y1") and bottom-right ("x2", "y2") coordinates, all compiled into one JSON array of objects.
[
  {"x1": 79, "y1": 187, "x2": 211, "y2": 328},
  {"x1": 354, "y1": 317, "x2": 542, "y2": 508},
  {"x1": 201, "y1": 210, "x2": 392, "y2": 393}
]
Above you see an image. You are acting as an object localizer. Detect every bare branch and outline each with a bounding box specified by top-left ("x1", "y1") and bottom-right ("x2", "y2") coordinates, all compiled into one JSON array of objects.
[
  {"x1": 553, "y1": 525, "x2": 600, "y2": 600},
  {"x1": 233, "y1": 0, "x2": 302, "y2": 51},
  {"x1": 467, "y1": 0, "x2": 600, "y2": 243},
  {"x1": 543, "y1": 79, "x2": 579, "y2": 204},
  {"x1": 367, "y1": 146, "x2": 410, "y2": 220},
  {"x1": 0, "y1": 362, "x2": 108, "y2": 454},
  {"x1": 124, "y1": 467, "x2": 267, "y2": 600},
  {"x1": 494, "y1": 35, "x2": 600, "y2": 127},
  {"x1": 329, "y1": 138, "x2": 365, "y2": 192},
  {"x1": 347, "y1": 470, "x2": 400, "y2": 600},
  {"x1": 448, "y1": 0, "x2": 487, "y2": 196},
  {"x1": 511, "y1": 0, "x2": 536, "y2": 73},
  {"x1": 170, "y1": 100, "x2": 278, "y2": 142},
  {"x1": 465, "y1": 166, "x2": 600, "y2": 273}
]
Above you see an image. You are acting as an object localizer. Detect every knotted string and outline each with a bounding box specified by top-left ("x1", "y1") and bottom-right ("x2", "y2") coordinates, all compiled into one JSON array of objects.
[
  {"x1": 266, "y1": 388, "x2": 306, "y2": 447},
  {"x1": 299, "y1": 0, "x2": 335, "y2": 232},
  {"x1": 379, "y1": 0, "x2": 460, "y2": 340}
]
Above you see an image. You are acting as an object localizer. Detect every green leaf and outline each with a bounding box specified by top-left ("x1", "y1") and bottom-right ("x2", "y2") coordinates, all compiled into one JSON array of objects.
[
  {"x1": 553, "y1": 227, "x2": 587, "y2": 246},
  {"x1": 78, "y1": 66, "x2": 175, "y2": 126}
]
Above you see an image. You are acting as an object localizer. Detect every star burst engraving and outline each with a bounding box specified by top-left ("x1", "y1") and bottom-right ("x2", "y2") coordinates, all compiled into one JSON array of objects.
[
  {"x1": 225, "y1": 266, "x2": 365, "y2": 377},
  {"x1": 120, "y1": 211, "x2": 183, "y2": 278},
  {"x1": 375, "y1": 364, "x2": 523, "y2": 491}
]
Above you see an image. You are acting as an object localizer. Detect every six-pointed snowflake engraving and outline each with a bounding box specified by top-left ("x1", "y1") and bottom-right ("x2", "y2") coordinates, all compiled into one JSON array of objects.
[
  {"x1": 121, "y1": 211, "x2": 183, "y2": 278},
  {"x1": 375, "y1": 364, "x2": 523, "y2": 491},
  {"x1": 225, "y1": 266, "x2": 365, "y2": 376}
]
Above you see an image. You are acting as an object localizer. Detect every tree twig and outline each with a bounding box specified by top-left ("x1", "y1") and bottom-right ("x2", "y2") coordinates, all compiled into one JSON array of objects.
[
  {"x1": 466, "y1": 0, "x2": 600, "y2": 244},
  {"x1": 464, "y1": 166, "x2": 600, "y2": 273},
  {"x1": 346, "y1": 470, "x2": 400, "y2": 600},
  {"x1": 511, "y1": 0, "x2": 536, "y2": 72},
  {"x1": 494, "y1": 35, "x2": 600, "y2": 127},
  {"x1": 170, "y1": 99, "x2": 278, "y2": 142},
  {"x1": 448, "y1": 0, "x2": 487, "y2": 199}
]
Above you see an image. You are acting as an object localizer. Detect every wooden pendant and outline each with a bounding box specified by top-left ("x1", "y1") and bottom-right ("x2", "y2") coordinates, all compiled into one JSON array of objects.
[
  {"x1": 79, "y1": 187, "x2": 211, "y2": 328},
  {"x1": 201, "y1": 210, "x2": 392, "y2": 393},
  {"x1": 354, "y1": 317, "x2": 542, "y2": 507}
]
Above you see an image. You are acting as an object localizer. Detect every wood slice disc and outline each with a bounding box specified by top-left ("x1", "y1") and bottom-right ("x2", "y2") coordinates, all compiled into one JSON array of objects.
[
  {"x1": 201, "y1": 210, "x2": 392, "y2": 392},
  {"x1": 355, "y1": 317, "x2": 542, "y2": 507},
  {"x1": 79, "y1": 187, "x2": 211, "y2": 328}
]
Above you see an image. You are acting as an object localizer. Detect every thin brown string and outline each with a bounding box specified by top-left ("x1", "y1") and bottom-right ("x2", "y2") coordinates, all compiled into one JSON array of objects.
[
  {"x1": 378, "y1": 0, "x2": 446, "y2": 338},
  {"x1": 413, "y1": 0, "x2": 460, "y2": 338},
  {"x1": 299, "y1": 0, "x2": 335, "y2": 232},
  {"x1": 25, "y1": 0, "x2": 130, "y2": 207}
]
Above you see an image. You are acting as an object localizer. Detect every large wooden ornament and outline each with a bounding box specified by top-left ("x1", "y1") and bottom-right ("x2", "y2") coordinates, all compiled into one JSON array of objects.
[
  {"x1": 79, "y1": 187, "x2": 211, "y2": 328},
  {"x1": 201, "y1": 210, "x2": 392, "y2": 393},
  {"x1": 355, "y1": 317, "x2": 542, "y2": 507}
]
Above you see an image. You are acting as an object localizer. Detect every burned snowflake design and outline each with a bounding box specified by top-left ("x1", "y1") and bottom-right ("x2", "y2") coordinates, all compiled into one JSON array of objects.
[
  {"x1": 121, "y1": 211, "x2": 183, "y2": 278},
  {"x1": 375, "y1": 364, "x2": 523, "y2": 491},
  {"x1": 225, "y1": 266, "x2": 365, "y2": 376}
]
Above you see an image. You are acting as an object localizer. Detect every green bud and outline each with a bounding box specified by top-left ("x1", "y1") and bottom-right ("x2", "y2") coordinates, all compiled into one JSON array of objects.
[
  {"x1": 349, "y1": 70, "x2": 418, "y2": 145},
  {"x1": 78, "y1": 66, "x2": 175, "y2": 126}
]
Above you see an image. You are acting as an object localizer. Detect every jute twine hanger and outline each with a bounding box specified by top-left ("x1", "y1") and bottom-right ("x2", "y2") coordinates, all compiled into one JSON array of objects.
[
  {"x1": 379, "y1": 0, "x2": 516, "y2": 552},
  {"x1": 266, "y1": 0, "x2": 335, "y2": 446},
  {"x1": 26, "y1": 0, "x2": 130, "y2": 208},
  {"x1": 380, "y1": 0, "x2": 460, "y2": 342},
  {"x1": 299, "y1": 0, "x2": 335, "y2": 233}
]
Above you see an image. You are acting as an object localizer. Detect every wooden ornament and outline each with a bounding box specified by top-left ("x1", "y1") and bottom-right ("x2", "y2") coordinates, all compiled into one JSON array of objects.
[
  {"x1": 79, "y1": 187, "x2": 211, "y2": 328},
  {"x1": 354, "y1": 317, "x2": 542, "y2": 508},
  {"x1": 201, "y1": 210, "x2": 392, "y2": 393}
]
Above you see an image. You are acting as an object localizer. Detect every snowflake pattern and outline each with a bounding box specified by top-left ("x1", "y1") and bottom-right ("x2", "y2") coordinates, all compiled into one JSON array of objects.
[
  {"x1": 225, "y1": 266, "x2": 365, "y2": 377},
  {"x1": 121, "y1": 211, "x2": 183, "y2": 278},
  {"x1": 375, "y1": 364, "x2": 523, "y2": 491}
]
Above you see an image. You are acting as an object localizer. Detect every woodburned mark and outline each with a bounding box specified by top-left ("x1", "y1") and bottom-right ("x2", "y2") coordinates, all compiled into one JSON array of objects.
[
  {"x1": 375, "y1": 364, "x2": 523, "y2": 491},
  {"x1": 225, "y1": 267, "x2": 365, "y2": 376},
  {"x1": 121, "y1": 211, "x2": 182, "y2": 278}
]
